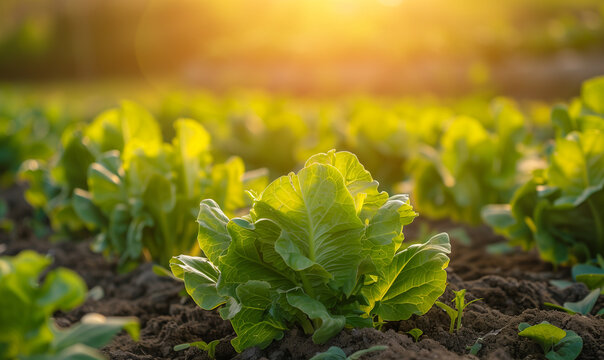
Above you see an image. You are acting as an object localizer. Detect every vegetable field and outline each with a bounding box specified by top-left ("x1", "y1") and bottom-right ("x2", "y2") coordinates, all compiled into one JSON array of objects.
[{"x1": 2, "y1": 1, "x2": 604, "y2": 359}]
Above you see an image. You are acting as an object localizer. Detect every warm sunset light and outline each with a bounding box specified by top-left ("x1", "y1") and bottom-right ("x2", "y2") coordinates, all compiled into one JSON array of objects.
[
  {"x1": 1, "y1": 1, "x2": 603, "y2": 359},
  {"x1": 2, "y1": 0, "x2": 603, "y2": 94}
]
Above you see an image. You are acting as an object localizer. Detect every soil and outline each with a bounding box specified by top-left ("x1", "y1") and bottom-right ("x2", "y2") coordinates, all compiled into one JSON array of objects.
[{"x1": 2, "y1": 184, "x2": 604, "y2": 360}]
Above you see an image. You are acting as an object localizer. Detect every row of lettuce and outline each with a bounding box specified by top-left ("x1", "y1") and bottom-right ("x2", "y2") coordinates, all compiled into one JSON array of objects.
[
  {"x1": 0, "y1": 77, "x2": 602, "y2": 358},
  {"x1": 484, "y1": 77, "x2": 604, "y2": 266},
  {"x1": 0, "y1": 87, "x2": 547, "y2": 231},
  {"x1": 2, "y1": 150, "x2": 453, "y2": 358},
  {"x1": 3, "y1": 78, "x2": 603, "y2": 266},
  {"x1": 2, "y1": 148, "x2": 596, "y2": 359},
  {"x1": 19, "y1": 103, "x2": 268, "y2": 269}
]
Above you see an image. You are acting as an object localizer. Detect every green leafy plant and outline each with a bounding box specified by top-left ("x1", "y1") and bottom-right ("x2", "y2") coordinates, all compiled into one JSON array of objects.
[
  {"x1": 484, "y1": 76, "x2": 604, "y2": 265},
  {"x1": 483, "y1": 130, "x2": 604, "y2": 265},
  {"x1": 171, "y1": 150, "x2": 450, "y2": 352},
  {"x1": 551, "y1": 76, "x2": 604, "y2": 137},
  {"x1": 407, "y1": 328, "x2": 423, "y2": 342},
  {"x1": 0, "y1": 250, "x2": 139, "y2": 359},
  {"x1": 76, "y1": 117, "x2": 265, "y2": 268},
  {"x1": 518, "y1": 322, "x2": 582, "y2": 360},
  {"x1": 20, "y1": 101, "x2": 266, "y2": 268},
  {"x1": 0, "y1": 94, "x2": 75, "y2": 185},
  {"x1": 309, "y1": 345, "x2": 388, "y2": 360},
  {"x1": 18, "y1": 101, "x2": 159, "y2": 235},
  {"x1": 411, "y1": 99, "x2": 525, "y2": 224},
  {"x1": 435, "y1": 289, "x2": 481, "y2": 333}
]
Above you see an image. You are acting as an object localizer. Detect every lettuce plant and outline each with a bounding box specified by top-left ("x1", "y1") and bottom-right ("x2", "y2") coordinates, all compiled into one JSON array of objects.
[
  {"x1": 20, "y1": 101, "x2": 266, "y2": 268},
  {"x1": 551, "y1": 76, "x2": 604, "y2": 137},
  {"x1": 483, "y1": 77, "x2": 604, "y2": 265},
  {"x1": 0, "y1": 93, "x2": 74, "y2": 184},
  {"x1": 171, "y1": 150, "x2": 450, "y2": 352},
  {"x1": 74, "y1": 118, "x2": 266, "y2": 268},
  {"x1": 19, "y1": 101, "x2": 161, "y2": 235},
  {"x1": 411, "y1": 99, "x2": 525, "y2": 224},
  {"x1": 0, "y1": 251, "x2": 139, "y2": 360}
]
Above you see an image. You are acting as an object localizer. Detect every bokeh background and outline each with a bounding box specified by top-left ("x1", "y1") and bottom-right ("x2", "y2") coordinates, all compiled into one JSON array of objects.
[
  {"x1": 3, "y1": 3, "x2": 604, "y2": 359},
  {"x1": 2, "y1": 0, "x2": 604, "y2": 98}
]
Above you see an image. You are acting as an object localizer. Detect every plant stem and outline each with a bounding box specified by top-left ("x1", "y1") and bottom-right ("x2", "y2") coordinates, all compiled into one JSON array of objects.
[
  {"x1": 298, "y1": 314, "x2": 314, "y2": 335},
  {"x1": 299, "y1": 273, "x2": 315, "y2": 298},
  {"x1": 456, "y1": 308, "x2": 463, "y2": 331},
  {"x1": 376, "y1": 315, "x2": 384, "y2": 331}
]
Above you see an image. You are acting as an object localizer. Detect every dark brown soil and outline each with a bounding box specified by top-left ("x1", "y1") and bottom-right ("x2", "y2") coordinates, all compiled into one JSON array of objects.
[
  {"x1": 2, "y1": 185, "x2": 603, "y2": 360},
  {"x1": 0, "y1": 183, "x2": 39, "y2": 245}
]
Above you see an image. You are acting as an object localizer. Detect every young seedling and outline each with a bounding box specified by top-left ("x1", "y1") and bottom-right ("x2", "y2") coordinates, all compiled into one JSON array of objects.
[
  {"x1": 407, "y1": 328, "x2": 423, "y2": 342},
  {"x1": 310, "y1": 345, "x2": 388, "y2": 360},
  {"x1": 435, "y1": 289, "x2": 481, "y2": 333},
  {"x1": 544, "y1": 289, "x2": 600, "y2": 315},
  {"x1": 174, "y1": 340, "x2": 220, "y2": 359},
  {"x1": 518, "y1": 322, "x2": 582, "y2": 360}
]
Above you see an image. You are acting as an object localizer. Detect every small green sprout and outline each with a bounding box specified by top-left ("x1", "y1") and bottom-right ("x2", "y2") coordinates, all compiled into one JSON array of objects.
[
  {"x1": 518, "y1": 322, "x2": 582, "y2": 360},
  {"x1": 310, "y1": 345, "x2": 388, "y2": 360},
  {"x1": 174, "y1": 340, "x2": 220, "y2": 358},
  {"x1": 406, "y1": 328, "x2": 423, "y2": 342},
  {"x1": 435, "y1": 289, "x2": 482, "y2": 333},
  {"x1": 544, "y1": 289, "x2": 600, "y2": 315}
]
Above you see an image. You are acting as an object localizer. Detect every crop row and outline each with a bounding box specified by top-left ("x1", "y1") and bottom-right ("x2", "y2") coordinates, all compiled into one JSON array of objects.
[{"x1": 1, "y1": 76, "x2": 603, "y2": 358}]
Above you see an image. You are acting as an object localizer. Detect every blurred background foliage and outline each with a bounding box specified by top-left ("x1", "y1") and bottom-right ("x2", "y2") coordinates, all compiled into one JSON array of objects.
[
  {"x1": 2, "y1": 0, "x2": 604, "y2": 265},
  {"x1": 1, "y1": 0, "x2": 604, "y2": 97}
]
